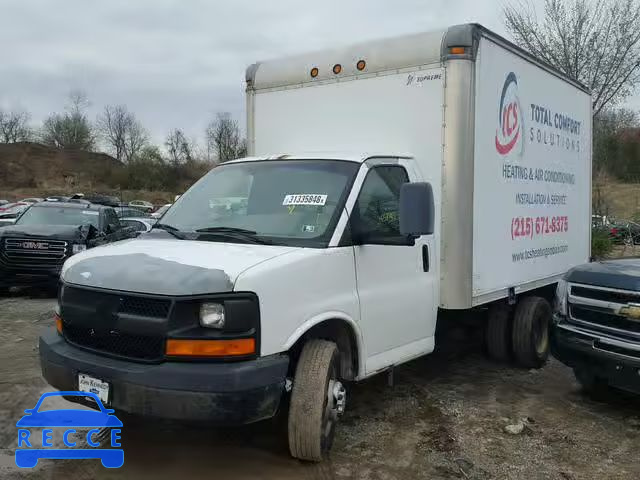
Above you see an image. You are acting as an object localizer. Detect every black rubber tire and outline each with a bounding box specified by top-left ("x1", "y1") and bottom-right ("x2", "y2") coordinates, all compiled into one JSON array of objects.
[
  {"x1": 288, "y1": 339, "x2": 340, "y2": 462},
  {"x1": 486, "y1": 303, "x2": 512, "y2": 362},
  {"x1": 512, "y1": 296, "x2": 551, "y2": 369}
]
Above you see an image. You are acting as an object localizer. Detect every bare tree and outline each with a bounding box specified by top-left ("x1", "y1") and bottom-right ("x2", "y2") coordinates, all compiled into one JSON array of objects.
[
  {"x1": 97, "y1": 105, "x2": 149, "y2": 162},
  {"x1": 41, "y1": 90, "x2": 95, "y2": 150},
  {"x1": 504, "y1": 0, "x2": 640, "y2": 116},
  {"x1": 165, "y1": 128, "x2": 193, "y2": 165},
  {"x1": 0, "y1": 109, "x2": 31, "y2": 143},
  {"x1": 205, "y1": 112, "x2": 247, "y2": 163}
]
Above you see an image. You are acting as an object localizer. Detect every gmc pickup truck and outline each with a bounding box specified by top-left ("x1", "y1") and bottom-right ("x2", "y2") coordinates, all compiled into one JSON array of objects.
[
  {"x1": 553, "y1": 259, "x2": 640, "y2": 396},
  {"x1": 0, "y1": 201, "x2": 135, "y2": 293}
]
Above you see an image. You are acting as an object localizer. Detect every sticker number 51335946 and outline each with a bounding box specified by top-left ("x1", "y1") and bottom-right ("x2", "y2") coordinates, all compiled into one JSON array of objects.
[{"x1": 282, "y1": 194, "x2": 327, "y2": 206}]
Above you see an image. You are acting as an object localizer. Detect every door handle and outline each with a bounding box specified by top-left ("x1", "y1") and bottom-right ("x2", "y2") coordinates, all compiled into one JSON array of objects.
[{"x1": 422, "y1": 244, "x2": 429, "y2": 272}]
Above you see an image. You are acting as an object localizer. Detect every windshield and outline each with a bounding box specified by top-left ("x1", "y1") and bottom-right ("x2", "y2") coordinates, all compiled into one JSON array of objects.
[
  {"x1": 16, "y1": 206, "x2": 100, "y2": 227},
  {"x1": 161, "y1": 160, "x2": 359, "y2": 247}
]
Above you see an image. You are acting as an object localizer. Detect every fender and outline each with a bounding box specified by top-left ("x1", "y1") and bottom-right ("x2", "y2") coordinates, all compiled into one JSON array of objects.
[{"x1": 283, "y1": 311, "x2": 366, "y2": 379}]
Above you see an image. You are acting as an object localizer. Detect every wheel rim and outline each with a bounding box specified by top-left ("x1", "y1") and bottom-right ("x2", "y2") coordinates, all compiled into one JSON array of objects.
[{"x1": 321, "y1": 375, "x2": 346, "y2": 451}]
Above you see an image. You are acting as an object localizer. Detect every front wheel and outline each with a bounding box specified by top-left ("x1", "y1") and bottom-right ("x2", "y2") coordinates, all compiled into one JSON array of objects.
[{"x1": 288, "y1": 339, "x2": 345, "y2": 462}]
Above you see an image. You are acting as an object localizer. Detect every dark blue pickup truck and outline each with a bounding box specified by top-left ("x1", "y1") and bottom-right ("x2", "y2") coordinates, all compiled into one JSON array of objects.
[
  {"x1": 0, "y1": 201, "x2": 136, "y2": 292},
  {"x1": 552, "y1": 258, "x2": 640, "y2": 395}
]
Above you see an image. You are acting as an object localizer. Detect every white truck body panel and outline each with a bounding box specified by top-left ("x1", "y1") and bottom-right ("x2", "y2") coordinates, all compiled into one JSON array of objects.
[
  {"x1": 471, "y1": 38, "x2": 591, "y2": 301},
  {"x1": 247, "y1": 23, "x2": 591, "y2": 311}
]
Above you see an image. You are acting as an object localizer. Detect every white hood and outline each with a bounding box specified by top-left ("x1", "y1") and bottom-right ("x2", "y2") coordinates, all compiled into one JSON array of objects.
[{"x1": 61, "y1": 237, "x2": 297, "y2": 295}]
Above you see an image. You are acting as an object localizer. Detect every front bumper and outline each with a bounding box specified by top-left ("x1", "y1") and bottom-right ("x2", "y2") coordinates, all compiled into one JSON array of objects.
[
  {"x1": 0, "y1": 266, "x2": 62, "y2": 288},
  {"x1": 551, "y1": 319, "x2": 640, "y2": 394},
  {"x1": 40, "y1": 329, "x2": 289, "y2": 424}
]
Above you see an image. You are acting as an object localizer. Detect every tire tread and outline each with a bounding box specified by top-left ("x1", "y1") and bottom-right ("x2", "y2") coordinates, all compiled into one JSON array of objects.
[{"x1": 288, "y1": 339, "x2": 338, "y2": 462}]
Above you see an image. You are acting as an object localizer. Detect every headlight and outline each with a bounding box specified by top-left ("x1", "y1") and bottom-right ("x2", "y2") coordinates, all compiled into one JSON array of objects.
[
  {"x1": 554, "y1": 278, "x2": 568, "y2": 316},
  {"x1": 72, "y1": 244, "x2": 87, "y2": 254},
  {"x1": 200, "y1": 302, "x2": 225, "y2": 329}
]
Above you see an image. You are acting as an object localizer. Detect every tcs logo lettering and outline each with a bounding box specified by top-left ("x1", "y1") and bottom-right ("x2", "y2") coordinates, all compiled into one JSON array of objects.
[{"x1": 495, "y1": 72, "x2": 524, "y2": 157}]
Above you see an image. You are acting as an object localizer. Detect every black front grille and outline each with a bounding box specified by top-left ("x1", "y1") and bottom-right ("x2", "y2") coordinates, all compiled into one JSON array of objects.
[
  {"x1": 62, "y1": 285, "x2": 172, "y2": 319},
  {"x1": 60, "y1": 285, "x2": 172, "y2": 361},
  {"x1": 570, "y1": 305, "x2": 640, "y2": 335},
  {"x1": 1, "y1": 237, "x2": 68, "y2": 269},
  {"x1": 63, "y1": 325, "x2": 165, "y2": 361},
  {"x1": 571, "y1": 286, "x2": 640, "y2": 305},
  {"x1": 119, "y1": 296, "x2": 171, "y2": 318}
]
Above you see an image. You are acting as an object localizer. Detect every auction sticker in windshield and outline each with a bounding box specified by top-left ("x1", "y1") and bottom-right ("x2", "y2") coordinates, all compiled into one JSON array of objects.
[{"x1": 282, "y1": 194, "x2": 327, "y2": 206}]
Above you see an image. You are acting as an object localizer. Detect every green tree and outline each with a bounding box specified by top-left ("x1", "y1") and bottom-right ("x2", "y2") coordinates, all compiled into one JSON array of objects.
[{"x1": 41, "y1": 91, "x2": 95, "y2": 150}]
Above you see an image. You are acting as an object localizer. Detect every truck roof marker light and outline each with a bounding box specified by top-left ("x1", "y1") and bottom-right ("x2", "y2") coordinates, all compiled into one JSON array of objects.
[
  {"x1": 166, "y1": 338, "x2": 255, "y2": 357},
  {"x1": 310, "y1": 67, "x2": 319, "y2": 78},
  {"x1": 333, "y1": 64, "x2": 342, "y2": 74},
  {"x1": 449, "y1": 46, "x2": 466, "y2": 55},
  {"x1": 356, "y1": 60, "x2": 366, "y2": 71}
]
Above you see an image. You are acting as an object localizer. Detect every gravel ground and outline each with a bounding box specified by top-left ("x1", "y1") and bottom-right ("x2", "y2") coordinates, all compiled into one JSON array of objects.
[{"x1": 0, "y1": 294, "x2": 638, "y2": 480}]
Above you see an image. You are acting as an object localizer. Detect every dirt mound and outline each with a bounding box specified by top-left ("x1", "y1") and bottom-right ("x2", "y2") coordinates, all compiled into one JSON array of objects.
[{"x1": 0, "y1": 142, "x2": 122, "y2": 191}]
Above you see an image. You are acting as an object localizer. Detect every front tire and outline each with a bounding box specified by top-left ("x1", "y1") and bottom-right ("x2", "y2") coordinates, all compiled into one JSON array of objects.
[
  {"x1": 512, "y1": 296, "x2": 551, "y2": 369},
  {"x1": 288, "y1": 339, "x2": 345, "y2": 462}
]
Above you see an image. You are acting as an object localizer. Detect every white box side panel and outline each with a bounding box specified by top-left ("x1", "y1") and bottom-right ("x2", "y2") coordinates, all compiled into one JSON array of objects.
[
  {"x1": 253, "y1": 68, "x2": 445, "y2": 212},
  {"x1": 472, "y1": 38, "x2": 591, "y2": 297}
]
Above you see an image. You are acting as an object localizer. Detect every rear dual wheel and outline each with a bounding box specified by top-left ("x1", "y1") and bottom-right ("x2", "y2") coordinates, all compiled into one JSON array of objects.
[{"x1": 486, "y1": 296, "x2": 551, "y2": 369}]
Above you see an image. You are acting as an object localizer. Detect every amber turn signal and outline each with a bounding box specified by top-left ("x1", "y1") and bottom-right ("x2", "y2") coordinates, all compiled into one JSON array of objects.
[
  {"x1": 55, "y1": 314, "x2": 63, "y2": 334},
  {"x1": 166, "y1": 338, "x2": 255, "y2": 357}
]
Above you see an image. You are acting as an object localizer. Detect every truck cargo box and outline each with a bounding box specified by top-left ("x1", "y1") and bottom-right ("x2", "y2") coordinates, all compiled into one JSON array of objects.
[{"x1": 246, "y1": 23, "x2": 591, "y2": 309}]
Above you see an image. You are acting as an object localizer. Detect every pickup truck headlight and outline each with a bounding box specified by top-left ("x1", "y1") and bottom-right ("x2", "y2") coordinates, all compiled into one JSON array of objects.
[
  {"x1": 200, "y1": 302, "x2": 225, "y2": 329},
  {"x1": 554, "y1": 278, "x2": 568, "y2": 316},
  {"x1": 72, "y1": 244, "x2": 87, "y2": 255}
]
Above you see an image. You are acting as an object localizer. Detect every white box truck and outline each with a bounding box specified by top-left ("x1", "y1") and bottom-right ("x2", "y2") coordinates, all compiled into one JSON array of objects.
[{"x1": 39, "y1": 23, "x2": 591, "y2": 461}]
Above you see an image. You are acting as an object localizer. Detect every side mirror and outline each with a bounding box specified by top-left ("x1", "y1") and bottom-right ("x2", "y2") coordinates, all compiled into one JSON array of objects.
[
  {"x1": 107, "y1": 223, "x2": 118, "y2": 233},
  {"x1": 399, "y1": 182, "x2": 434, "y2": 236}
]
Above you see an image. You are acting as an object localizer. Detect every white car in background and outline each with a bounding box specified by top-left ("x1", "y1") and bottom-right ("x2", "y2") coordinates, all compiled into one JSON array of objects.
[
  {"x1": 0, "y1": 203, "x2": 30, "y2": 227},
  {"x1": 151, "y1": 204, "x2": 172, "y2": 218},
  {"x1": 119, "y1": 217, "x2": 156, "y2": 234},
  {"x1": 19, "y1": 198, "x2": 44, "y2": 205},
  {"x1": 128, "y1": 200, "x2": 154, "y2": 213}
]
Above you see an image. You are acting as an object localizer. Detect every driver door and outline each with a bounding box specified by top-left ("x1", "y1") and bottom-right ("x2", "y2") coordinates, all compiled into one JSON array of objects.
[{"x1": 350, "y1": 159, "x2": 437, "y2": 374}]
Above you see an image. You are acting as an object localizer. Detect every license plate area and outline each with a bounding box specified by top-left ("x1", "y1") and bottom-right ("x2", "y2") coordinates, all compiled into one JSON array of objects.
[{"x1": 78, "y1": 373, "x2": 111, "y2": 406}]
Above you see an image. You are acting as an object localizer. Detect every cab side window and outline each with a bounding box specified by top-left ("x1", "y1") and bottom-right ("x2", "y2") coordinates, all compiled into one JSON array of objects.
[
  {"x1": 104, "y1": 209, "x2": 121, "y2": 230},
  {"x1": 352, "y1": 165, "x2": 409, "y2": 243}
]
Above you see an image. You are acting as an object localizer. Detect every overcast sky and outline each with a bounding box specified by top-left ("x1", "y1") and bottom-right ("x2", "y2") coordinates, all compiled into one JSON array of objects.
[{"x1": 0, "y1": 0, "x2": 569, "y2": 148}]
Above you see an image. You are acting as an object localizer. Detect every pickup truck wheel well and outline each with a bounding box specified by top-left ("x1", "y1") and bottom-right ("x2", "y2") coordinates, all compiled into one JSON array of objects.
[{"x1": 289, "y1": 320, "x2": 358, "y2": 381}]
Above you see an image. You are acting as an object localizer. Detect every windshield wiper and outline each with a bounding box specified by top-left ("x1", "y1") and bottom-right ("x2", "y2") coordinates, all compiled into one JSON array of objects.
[
  {"x1": 152, "y1": 223, "x2": 186, "y2": 239},
  {"x1": 195, "y1": 227, "x2": 258, "y2": 234},
  {"x1": 194, "y1": 227, "x2": 272, "y2": 245}
]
